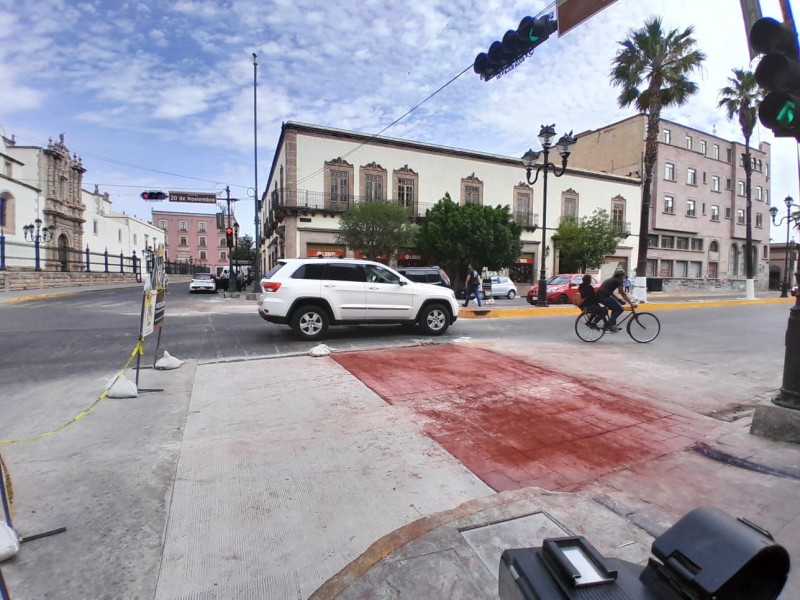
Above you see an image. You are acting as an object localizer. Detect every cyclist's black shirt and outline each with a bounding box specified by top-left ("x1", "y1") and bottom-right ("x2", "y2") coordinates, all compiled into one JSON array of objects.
[
  {"x1": 579, "y1": 283, "x2": 599, "y2": 305},
  {"x1": 597, "y1": 276, "x2": 623, "y2": 298}
]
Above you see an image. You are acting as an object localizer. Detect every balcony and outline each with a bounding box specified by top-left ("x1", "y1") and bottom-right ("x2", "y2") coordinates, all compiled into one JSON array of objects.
[{"x1": 612, "y1": 221, "x2": 631, "y2": 236}]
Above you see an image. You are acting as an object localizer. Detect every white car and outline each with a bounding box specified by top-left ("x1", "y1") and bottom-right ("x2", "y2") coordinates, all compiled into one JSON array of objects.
[
  {"x1": 189, "y1": 272, "x2": 217, "y2": 293},
  {"x1": 257, "y1": 258, "x2": 460, "y2": 340},
  {"x1": 486, "y1": 276, "x2": 517, "y2": 299}
]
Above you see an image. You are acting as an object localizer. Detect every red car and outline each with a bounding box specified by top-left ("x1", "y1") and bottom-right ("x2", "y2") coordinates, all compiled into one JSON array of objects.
[{"x1": 526, "y1": 274, "x2": 599, "y2": 305}]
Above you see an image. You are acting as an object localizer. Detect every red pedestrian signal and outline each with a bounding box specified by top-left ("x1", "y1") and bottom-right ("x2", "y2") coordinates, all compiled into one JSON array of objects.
[{"x1": 225, "y1": 227, "x2": 234, "y2": 248}]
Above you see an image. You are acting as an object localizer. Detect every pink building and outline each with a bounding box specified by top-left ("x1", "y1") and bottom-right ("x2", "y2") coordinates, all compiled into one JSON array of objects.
[{"x1": 151, "y1": 209, "x2": 239, "y2": 275}]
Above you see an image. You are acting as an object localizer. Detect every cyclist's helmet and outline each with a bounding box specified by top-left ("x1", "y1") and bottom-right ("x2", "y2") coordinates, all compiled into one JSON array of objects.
[{"x1": 614, "y1": 268, "x2": 626, "y2": 278}]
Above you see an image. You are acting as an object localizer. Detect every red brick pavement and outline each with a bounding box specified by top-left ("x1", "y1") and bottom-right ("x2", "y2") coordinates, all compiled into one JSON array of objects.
[{"x1": 332, "y1": 345, "x2": 712, "y2": 493}]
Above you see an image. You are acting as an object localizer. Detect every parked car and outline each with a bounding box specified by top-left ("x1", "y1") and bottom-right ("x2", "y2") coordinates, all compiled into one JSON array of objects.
[
  {"x1": 526, "y1": 274, "x2": 598, "y2": 305},
  {"x1": 189, "y1": 272, "x2": 217, "y2": 294},
  {"x1": 485, "y1": 276, "x2": 517, "y2": 299},
  {"x1": 257, "y1": 258, "x2": 460, "y2": 341},
  {"x1": 792, "y1": 285, "x2": 798, "y2": 297},
  {"x1": 394, "y1": 266, "x2": 452, "y2": 288}
]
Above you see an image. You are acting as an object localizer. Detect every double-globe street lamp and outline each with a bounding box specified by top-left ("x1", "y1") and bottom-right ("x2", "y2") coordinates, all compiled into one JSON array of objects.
[
  {"x1": 23, "y1": 218, "x2": 53, "y2": 271},
  {"x1": 522, "y1": 124, "x2": 576, "y2": 307},
  {"x1": 769, "y1": 195, "x2": 799, "y2": 298}
]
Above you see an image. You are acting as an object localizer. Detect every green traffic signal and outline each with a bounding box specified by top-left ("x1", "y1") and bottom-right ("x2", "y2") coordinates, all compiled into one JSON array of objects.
[{"x1": 777, "y1": 100, "x2": 796, "y2": 125}]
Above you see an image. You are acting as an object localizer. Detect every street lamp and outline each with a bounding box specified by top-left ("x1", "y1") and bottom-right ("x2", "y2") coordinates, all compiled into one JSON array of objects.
[
  {"x1": 769, "y1": 195, "x2": 799, "y2": 298},
  {"x1": 522, "y1": 124, "x2": 576, "y2": 306},
  {"x1": 23, "y1": 218, "x2": 53, "y2": 271}
]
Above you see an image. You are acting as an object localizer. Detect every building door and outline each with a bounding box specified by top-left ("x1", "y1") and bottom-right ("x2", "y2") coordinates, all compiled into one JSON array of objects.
[{"x1": 58, "y1": 234, "x2": 69, "y2": 271}]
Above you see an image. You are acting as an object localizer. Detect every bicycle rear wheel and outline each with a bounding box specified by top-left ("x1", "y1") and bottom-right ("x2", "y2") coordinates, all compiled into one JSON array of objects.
[
  {"x1": 627, "y1": 312, "x2": 660, "y2": 343},
  {"x1": 575, "y1": 312, "x2": 605, "y2": 342}
]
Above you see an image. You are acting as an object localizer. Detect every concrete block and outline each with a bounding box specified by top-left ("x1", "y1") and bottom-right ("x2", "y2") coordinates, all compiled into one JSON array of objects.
[{"x1": 750, "y1": 403, "x2": 800, "y2": 443}]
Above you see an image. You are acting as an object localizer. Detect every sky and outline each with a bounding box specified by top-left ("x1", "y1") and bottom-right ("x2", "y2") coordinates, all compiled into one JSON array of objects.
[{"x1": 1, "y1": 0, "x2": 797, "y2": 243}]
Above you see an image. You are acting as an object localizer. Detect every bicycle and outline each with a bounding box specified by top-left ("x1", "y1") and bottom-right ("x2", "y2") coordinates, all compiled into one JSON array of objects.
[{"x1": 574, "y1": 302, "x2": 661, "y2": 343}]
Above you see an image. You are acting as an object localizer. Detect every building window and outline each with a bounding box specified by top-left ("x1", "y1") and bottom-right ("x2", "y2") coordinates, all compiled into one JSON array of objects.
[
  {"x1": 461, "y1": 173, "x2": 483, "y2": 205},
  {"x1": 660, "y1": 260, "x2": 674, "y2": 277},
  {"x1": 686, "y1": 199, "x2": 696, "y2": 217},
  {"x1": 663, "y1": 128, "x2": 671, "y2": 144},
  {"x1": 712, "y1": 175, "x2": 720, "y2": 192},
  {"x1": 677, "y1": 237, "x2": 689, "y2": 249},
  {"x1": 325, "y1": 157, "x2": 354, "y2": 207},
  {"x1": 200, "y1": 251, "x2": 207, "y2": 260},
  {"x1": 93, "y1": 219, "x2": 98, "y2": 234},
  {"x1": 648, "y1": 235, "x2": 658, "y2": 248},
  {"x1": 661, "y1": 236, "x2": 675, "y2": 249},
  {"x1": 179, "y1": 221, "x2": 188, "y2": 231},
  {"x1": 133, "y1": 234, "x2": 137, "y2": 245},
  {"x1": 365, "y1": 174, "x2": 384, "y2": 201},
  {"x1": 765, "y1": 189, "x2": 769, "y2": 203},
  {"x1": 398, "y1": 178, "x2": 414, "y2": 208},
  {"x1": 689, "y1": 261, "x2": 702, "y2": 277},
  {"x1": 756, "y1": 213, "x2": 763, "y2": 227},
  {"x1": 726, "y1": 148, "x2": 733, "y2": 163},
  {"x1": 700, "y1": 140, "x2": 706, "y2": 155},
  {"x1": 515, "y1": 188, "x2": 533, "y2": 225},
  {"x1": 675, "y1": 260, "x2": 688, "y2": 277},
  {"x1": 726, "y1": 178, "x2": 732, "y2": 190},
  {"x1": 118, "y1": 229, "x2": 122, "y2": 243},
  {"x1": 713, "y1": 144, "x2": 720, "y2": 160},
  {"x1": 711, "y1": 205, "x2": 720, "y2": 221},
  {"x1": 199, "y1": 221, "x2": 207, "y2": 232},
  {"x1": 664, "y1": 162, "x2": 675, "y2": 181},
  {"x1": 331, "y1": 170, "x2": 350, "y2": 203},
  {"x1": 729, "y1": 245, "x2": 739, "y2": 276},
  {"x1": 725, "y1": 207, "x2": 732, "y2": 219},
  {"x1": 687, "y1": 168, "x2": 697, "y2": 185},
  {"x1": 220, "y1": 251, "x2": 227, "y2": 261},
  {"x1": 180, "y1": 235, "x2": 188, "y2": 246},
  {"x1": 737, "y1": 209, "x2": 745, "y2": 225},
  {"x1": 755, "y1": 186, "x2": 762, "y2": 200},
  {"x1": 708, "y1": 262, "x2": 718, "y2": 278},
  {"x1": 691, "y1": 238, "x2": 704, "y2": 251},
  {"x1": 664, "y1": 195, "x2": 674, "y2": 214},
  {"x1": 219, "y1": 237, "x2": 226, "y2": 247},
  {"x1": 159, "y1": 219, "x2": 167, "y2": 229},
  {"x1": 199, "y1": 236, "x2": 207, "y2": 247},
  {"x1": 611, "y1": 198, "x2": 625, "y2": 233},
  {"x1": 3, "y1": 160, "x2": 10, "y2": 177},
  {"x1": 563, "y1": 196, "x2": 578, "y2": 218},
  {"x1": 737, "y1": 181, "x2": 745, "y2": 196},
  {"x1": 710, "y1": 240, "x2": 719, "y2": 252},
  {"x1": 685, "y1": 135, "x2": 692, "y2": 150}
]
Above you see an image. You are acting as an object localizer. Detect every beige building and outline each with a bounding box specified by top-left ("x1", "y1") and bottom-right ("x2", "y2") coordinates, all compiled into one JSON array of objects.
[
  {"x1": 259, "y1": 122, "x2": 641, "y2": 284},
  {"x1": 569, "y1": 115, "x2": 771, "y2": 290}
]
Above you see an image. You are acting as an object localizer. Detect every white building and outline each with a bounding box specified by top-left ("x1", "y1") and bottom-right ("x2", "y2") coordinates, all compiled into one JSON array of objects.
[{"x1": 259, "y1": 122, "x2": 641, "y2": 283}]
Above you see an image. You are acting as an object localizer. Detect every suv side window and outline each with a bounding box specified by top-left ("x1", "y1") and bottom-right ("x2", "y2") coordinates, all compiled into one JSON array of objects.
[
  {"x1": 325, "y1": 263, "x2": 366, "y2": 282},
  {"x1": 365, "y1": 264, "x2": 401, "y2": 284},
  {"x1": 291, "y1": 263, "x2": 326, "y2": 280}
]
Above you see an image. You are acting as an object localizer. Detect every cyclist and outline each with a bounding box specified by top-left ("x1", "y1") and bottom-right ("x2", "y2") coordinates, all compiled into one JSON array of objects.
[
  {"x1": 578, "y1": 274, "x2": 606, "y2": 328},
  {"x1": 597, "y1": 268, "x2": 633, "y2": 332}
]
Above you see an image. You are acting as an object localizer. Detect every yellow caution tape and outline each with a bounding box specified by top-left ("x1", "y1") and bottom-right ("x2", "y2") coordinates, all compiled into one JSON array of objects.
[
  {"x1": 0, "y1": 453, "x2": 13, "y2": 520},
  {"x1": 0, "y1": 339, "x2": 146, "y2": 445}
]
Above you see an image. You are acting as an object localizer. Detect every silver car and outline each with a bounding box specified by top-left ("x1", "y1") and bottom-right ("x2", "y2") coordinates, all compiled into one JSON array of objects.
[{"x1": 486, "y1": 276, "x2": 517, "y2": 299}]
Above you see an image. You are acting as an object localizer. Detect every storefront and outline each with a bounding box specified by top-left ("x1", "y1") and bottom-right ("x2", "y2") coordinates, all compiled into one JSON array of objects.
[
  {"x1": 510, "y1": 255, "x2": 536, "y2": 284},
  {"x1": 397, "y1": 250, "x2": 425, "y2": 267},
  {"x1": 306, "y1": 244, "x2": 346, "y2": 258}
]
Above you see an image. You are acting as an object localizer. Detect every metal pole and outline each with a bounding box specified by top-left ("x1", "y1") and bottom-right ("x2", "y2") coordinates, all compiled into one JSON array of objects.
[
  {"x1": 537, "y1": 146, "x2": 549, "y2": 307},
  {"x1": 783, "y1": 212, "x2": 791, "y2": 297},
  {"x1": 0, "y1": 229, "x2": 5, "y2": 271},
  {"x1": 34, "y1": 235, "x2": 41, "y2": 271},
  {"x1": 227, "y1": 185, "x2": 235, "y2": 293},
  {"x1": 252, "y1": 52, "x2": 261, "y2": 293}
]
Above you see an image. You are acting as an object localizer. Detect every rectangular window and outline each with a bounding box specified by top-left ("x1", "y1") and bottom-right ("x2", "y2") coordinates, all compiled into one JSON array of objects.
[
  {"x1": 200, "y1": 251, "x2": 207, "y2": 260},
  {"x1": 737, "y1": 209, "x2": 745, "y2": 224},
  {"x1": 465, "y1": 185, "x2": 480, "y2": 204},
  {"x1": 563, "y1": 196, "x2": 578, "y2": 218},
  {"x1": 689, "y1": 261, "x2": 702, "y2": 277},
  {"x1": 180, "y1": 235, "x2": 188, "y2": 246},
  {"x1": 199, "y1": 221, "x2": 207, "y2": 232},
  {"x1": 711, "y1": 205, "x2": 720, "y2": 221},
  {"x1": 664, "y1": 162, "x2": 675, "y2": 181},
  {"x1": 660, "y1": 260, "x2": 674, "y2": 277},
  {"x1": 685, "y1": 135, "x2": 692, "y2": 150},
  {"x1": 687, "y1": 168, "x2": 697, "y2": 185},
  {"x1": 725, "y1": 207, "x2": 732, "y2": 219},
  {"x1": 726, "y1": 178, "x2": 732, "y2": 190},
  {"x1": 756, "y1": 213, "x2": 763, "y2": 227},
  {"x1": 755, "y1": 186, "x2": 762, "y2": 200},
  {"x1": 133, "y1": 234, "x2": 137, "y2": 245},
  {"x1": 702, "y1": 171, "x2": 707, "y2": 184},
  {"x1": 179, "y1": 220, "x2": 188, "y2": 231},
  {"x1": 712, "y1": 175, "x2": 720, "y2": 192},
  {"x1": 691, "y1": 238, "x2": 704, "y2": 251},
  {"x1": 365, "y1": 174, "x2": 383, "y2": 201},
  {"x1": 220, "y1": 251, "x2": 227, "y2": 261},
  {"x1": 93, "y1": 219, "x2": 98, "y2": 235},
  {"x1": 331, "y1": 170, "x2": 349, "y2": 203},
  {"x1": 675, "y1": 260, "x2": 688, "y2": 277},
  {"x1": 708, "y1": 262, "x2": 718, "y2": 278},
  {"x1": 700, "y1": 140, "x2": 707, "y2": 155},
  {"x1": 765, "y1": 189, "x2": 769, "y2": 203},
  {"x1": 663, "y1": 129, "x2": 671, "y2": 144},
  {"x1": 199, "y1": 236, "x2": 207, "y2": 247},
  {"x1": 664, "y1": 195, "x2": 674, "y2": 214},
  {"x1": 515, "y1": 191, "x2": 531, "y2": 224},
  {"x1": 738, "y1": 181, "x2": 745, "y2": 196},
  {"x1": 159, "y1": 219, "x2": 168, "y2": 229},
  {"x1": 3, "y1": 160, "x2": 10, "y2": 177},
  {"x1": 118, "y1": 229, "x2": 122, "y2": 243},
  {"x1": 398, "y1": 178, "x2": 414, "y2": 208},
  {"x1": 677, "y1": 237, "x2": 689, "y2": 250},
  {"x1": 661, "y1": 236, "x2": 675, "y2": 249},
  {"x1": 686, "y1": 199, "x2": 696, "y2": 217},
  {"x1": 219, "y1": 237, "x2": 226, "y2": 247},
  {"x1": 713, "y1": 144, "x2": 720, "y2": 160},
  {"x1": 726, "y1": 148, "x2": 733, "y2": 162},
  {"x1": 648, "y1": 235, "x2": 658, "y2": 248}
]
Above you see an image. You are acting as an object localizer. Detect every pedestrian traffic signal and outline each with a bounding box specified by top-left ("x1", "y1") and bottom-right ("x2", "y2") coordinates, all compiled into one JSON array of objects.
[
  {"x1": 141, "y1": 191, "x2": 167, "y2": 200},
  {"x1": 225, "y1": 227, "x2": 234, "y2": 248},
  {"x1": 750, "y1": 17, "x2": 800, "y2": 139},
  {"x1": 474, "y1": 14, "x2": 557, "y2": 81}
]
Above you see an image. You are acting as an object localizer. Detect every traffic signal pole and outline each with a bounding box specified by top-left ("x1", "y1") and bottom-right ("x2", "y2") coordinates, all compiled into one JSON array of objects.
[{"x1": 225, "y1": 186, "x2": 236, "y2": 293}]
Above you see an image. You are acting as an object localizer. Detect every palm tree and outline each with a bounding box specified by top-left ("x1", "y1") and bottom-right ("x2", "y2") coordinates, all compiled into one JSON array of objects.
[
  {"x1": 610, "y1": 17, "x2": 705, "y2": 296},
  {"x1": 718, "y1": 68, "x2": 763, "y2": 296}
]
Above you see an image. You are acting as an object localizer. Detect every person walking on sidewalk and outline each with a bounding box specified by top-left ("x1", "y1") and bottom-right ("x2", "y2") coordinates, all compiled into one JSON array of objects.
[
  {"x1": 463, "y1": 264, "x2": 482, "y2": 307},
  {"x1": 597, "y1": 268, "x2": 632, "y2": 331}
]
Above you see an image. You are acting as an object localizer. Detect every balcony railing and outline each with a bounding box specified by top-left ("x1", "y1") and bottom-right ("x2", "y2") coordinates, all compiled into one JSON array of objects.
[{"x1": 612, "y1": 221, "x2": 631, "y2": 235}]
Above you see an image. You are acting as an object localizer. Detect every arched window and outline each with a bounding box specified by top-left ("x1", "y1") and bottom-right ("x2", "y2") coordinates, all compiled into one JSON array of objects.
[{"x1": 709, "y1": 240, "x2": 719, "y2": 253}]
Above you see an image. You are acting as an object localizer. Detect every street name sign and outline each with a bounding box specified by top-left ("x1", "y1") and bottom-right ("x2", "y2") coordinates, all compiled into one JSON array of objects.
[{"x1": 168, "y1": 191, "x2": 217, "y2": 204}]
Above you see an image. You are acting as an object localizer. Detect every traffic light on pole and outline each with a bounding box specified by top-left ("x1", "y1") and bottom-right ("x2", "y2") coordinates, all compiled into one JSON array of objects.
[
  {"x1": 750, "y1": 17, "x2": 800, "y2": 139},
  {"x1": 225, "y1": 227, "x2": 234, "y2": 248},
  {"x1": 141, "y1": 191, "x2": 167, "y2": 200},
  {"x1": 473, "y1": 14, "x2": 557, "y2": 81}
]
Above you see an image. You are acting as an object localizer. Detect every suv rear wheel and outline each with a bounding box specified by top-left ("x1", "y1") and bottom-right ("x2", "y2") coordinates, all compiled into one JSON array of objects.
[
  {"x1": 418, "y1": 303, "x2": 450, "y2": 336},
  {"x1": 291, "y1": 305, "x2": 329, "y2": 341}
]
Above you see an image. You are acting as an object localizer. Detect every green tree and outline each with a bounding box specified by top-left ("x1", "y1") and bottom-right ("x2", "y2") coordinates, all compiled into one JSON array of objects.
[
  {"x1": 718, "y1": 68, "x2": 762, "y2": 286},
  {"x1": 610, "y1": 17, "x2": 705, "y2": 288},
  {"x1": 416, "y1": 193, "x2": 522, "y2": 288},
  {"x1": 232, "y1": 234, "x2": 256, "y2": 265},
  {"x1": 554, "y1": 209, "x2": 627, "y2": 273},
  {"x1": 337, "y1": 201, "x2": 416, "y2": 262}
]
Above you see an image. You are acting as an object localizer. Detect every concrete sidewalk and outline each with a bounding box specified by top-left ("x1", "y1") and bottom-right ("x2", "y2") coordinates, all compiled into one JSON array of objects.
[{"x1": 145, "y1": 340, "x2": 799, "y2": 600}]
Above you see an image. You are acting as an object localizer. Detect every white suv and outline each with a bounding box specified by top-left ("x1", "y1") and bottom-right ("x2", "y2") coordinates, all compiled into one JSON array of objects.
[{"x1": 257, "y1": 258, "x2": 460, "y2": 340}]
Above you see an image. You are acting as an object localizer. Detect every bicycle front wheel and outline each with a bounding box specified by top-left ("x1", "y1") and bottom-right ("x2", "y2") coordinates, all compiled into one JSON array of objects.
[
  {"x1": 627, "y1": 312, "x2": 660, "y2": 343},
  {"x1": 575, "y1": 312, "x2": 605, "y2": 342}
]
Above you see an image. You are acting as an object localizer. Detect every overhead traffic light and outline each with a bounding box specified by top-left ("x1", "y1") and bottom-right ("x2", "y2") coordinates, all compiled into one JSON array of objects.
[
  {"x1": 473, "y1": 14, "x2": 557, "y2": 81},
  {"x1": 750, "y1": 17, "x2": 800, "y2": 139},
  {"x1": 225, "y1": 227, "x2": 234, "y2": 248},
  {"x1": 141, "y1": 191, "x2": 167, "y2": 200}
]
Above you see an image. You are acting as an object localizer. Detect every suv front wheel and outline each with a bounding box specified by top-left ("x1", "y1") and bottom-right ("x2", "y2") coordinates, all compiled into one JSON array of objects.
[
  {"x1": 418, "y1": 303, "x2": 450, "y2": 336},
  {"x1": 291, "y1": 304, "x2": 329, "y2": 341}
]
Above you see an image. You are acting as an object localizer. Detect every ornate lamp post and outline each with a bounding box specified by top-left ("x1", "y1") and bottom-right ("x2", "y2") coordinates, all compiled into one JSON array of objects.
[
  {"x1": 769, "y1": 195, "x2": 799, "y2": 298},
  {"x1": 522, "y1": 124, "x2": 576, "y2": 306},
  {"x1": 23, "y1": 218, "x2": 53, "y2": 271}
]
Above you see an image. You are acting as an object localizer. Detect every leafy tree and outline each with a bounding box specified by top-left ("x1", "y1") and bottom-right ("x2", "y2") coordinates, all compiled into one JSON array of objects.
[
  {"x1": 337, "y1": 200, "x2": 416, "y2": 262},
  {"x1": 416, "y1": 193, "x2": 522, "y2": 288},
  {"x1": 610, "y1": 17, "x2": 705, "y2": 286},
  {"x1": 718, "y1": 68, "x2": 763, "y2": 284},
  {"x1": 554, "y1": 209, "x2": 627, "y2": 273},
  {"x1": 232, "y1": 234, "x2": 256, "y2": 265}
]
